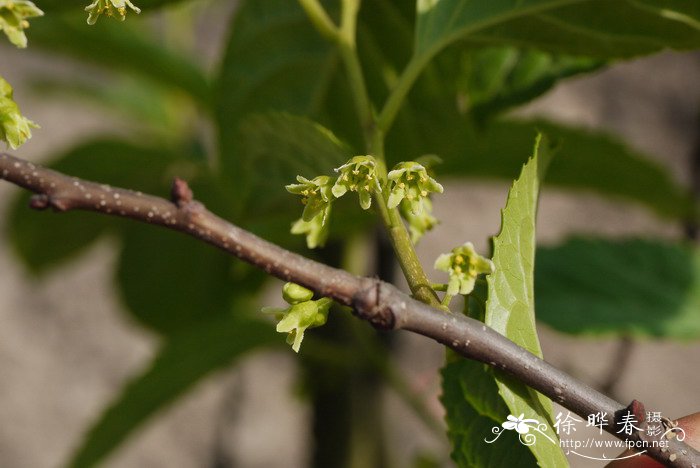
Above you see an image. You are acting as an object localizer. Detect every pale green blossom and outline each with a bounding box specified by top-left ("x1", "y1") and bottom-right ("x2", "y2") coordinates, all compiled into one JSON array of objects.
[
  {"x1": 332, "y1": 155, "x2": 381, "y2": 210},
  {"x1": 262, "y1": 283, "x2": 332, "y2": 352},
  {"x1": 387, "y1": 161, "x2": 443, "y2": 214},
  {"x1": 286, "y1": 175, "x2": 334, "y2": 222},
  {"x1": 401, "y1": 197, "x2": 438, "y2": 244},
  {"x1": 0, "y1": 76, "x2": 38, "y2": 149},
  {"x1": 0, "y1": 0, "x2": 43, "y2": 48},
  {"x1": 290, "y1": 204, "x2": 331, "y2": 249},
  {"x1": 85, "y1": 0, "x2": 140, "y2": 25},
  {"x1": 434, "y1": 242, "x2": 494, "y2": 296}
]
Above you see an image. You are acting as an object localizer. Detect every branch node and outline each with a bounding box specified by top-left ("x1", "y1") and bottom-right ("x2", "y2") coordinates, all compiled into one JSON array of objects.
[
  {"x1": 352, "y1": 279, "x2": 396, "y2": 330},
  {"x1": 628, "y1": 399, "x2": 646, "y2": 429},
  {"x1": 29, "y1": 194, "x2": 49, "y2": 210},
  {"x1": 614, "y1": 399, "x2": 647, "y2": 435},
  {"x1": 171, "y1": 177, "x2": 193, "y2": 207}
]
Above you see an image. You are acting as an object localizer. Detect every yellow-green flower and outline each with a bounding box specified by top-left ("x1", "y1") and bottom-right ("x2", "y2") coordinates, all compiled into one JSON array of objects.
[
  {"x1": 0, "y1": 0, "x2": 43, "y2": 48},
  {"x1": 387, "y1": 161, "x2": 443, "y2": 214},
  {"x1": 434, "y1": 242, "x2": 494, "y2": 296},
  {"x1": 286, "y1": 175, "x2": 334, "y2": 223},
  {"x1": 0, "y1": 76, "x2": 38, "y2": 149},
  {"x1": 85, "y1": 0, "x2": 140, "y2": 25},
  {"x1": 401, "y1": 197, "x2": 438, "y2": 244},
  {"x1": 290, "y1": 204, "x2": 331, "y2": 249},
  {"x1": 262, "y1": 283, "x2": 332, "y2": 353},
  {"x1": 332, "y1": 155, "x2": 381, "y2": 210}
]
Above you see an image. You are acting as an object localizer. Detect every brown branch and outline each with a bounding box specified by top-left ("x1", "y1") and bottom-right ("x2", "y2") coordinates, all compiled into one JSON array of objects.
[{"x1": 0, "y1": 152, "x2": 697, "y2": 467}]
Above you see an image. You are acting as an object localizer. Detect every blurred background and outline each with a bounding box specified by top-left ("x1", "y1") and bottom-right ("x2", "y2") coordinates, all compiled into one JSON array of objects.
[{"x1": 1, "y1": 1, "x2": 700, "y2": 467}]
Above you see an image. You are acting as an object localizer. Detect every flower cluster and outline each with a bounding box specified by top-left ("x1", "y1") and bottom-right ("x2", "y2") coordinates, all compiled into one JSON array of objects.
[
  {"x1": 0, "y1": 0, "x2": 43, "y2": 48},
  {"x1": 434, "y1": 242, "x2": 495, "y2": 296},
  {"x1": 332, "y1": 155, "x2": 381, "y2": 210},
  {"x1": 85, "y1": 0, "x2": 140, "y2": 25},
  {"x1": 0, "y1": 76, "x2": 38, "y2": 149},
  {"x1": 262, "y1": 283, "x2": 332, "y2": 353},
  {"x1": 286, "y1": 155, "x2": 445, "y2": 248}
]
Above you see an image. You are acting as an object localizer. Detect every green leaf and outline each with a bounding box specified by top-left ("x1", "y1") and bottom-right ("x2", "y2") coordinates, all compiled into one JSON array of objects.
[
  {"x1": 216, "y1": 0, "x2": 344, "y2": 182},
  {"x1": 67, "y1": 315, "x2": 278, "y2": 468},
  {"x1": 442, "y1": 285, "x2": 539, "y2": 467},
  {"x1": 116, "y1": 224, "x2": 241, "y2": 334},
  {"x1": 436, "y1": 119, "x2": 695, "y2": 221},
  {"x1": 29, "y1": 15, "x2": 211, "y2": 106},
  {"x1": 415, "y1": 0, "x2": 700, "y2": 65},
  {"x1": 484, "y1": 134, "x2": 567, "y2": 467},
  {"x1": 7, "y1": 198, "x2": 111, "y2": 275},
  {"x1": 31, "y1": 76, "x2": 187, "y2": 139},
  {"x1": 6, "y1": 139, "x2": 177, "y2": 274},
  {"x1": 235, "y1": 112, "x2": 353, "y2": 216},
  {"x1": 536, "y1": 237, "x2": 700, "y2": 339},
  {"x1": 442, "y1": 356, "x2": 538, "y2": 467},
  {"x1": 216, "y1": 0, "x2": 413, "y2": 181},
  {"x1": 114, "y1": 171, "x2": 262, "y2": 336},
  {"x1": 454, "y1": 46, "x2": 602, "y2": 121}
]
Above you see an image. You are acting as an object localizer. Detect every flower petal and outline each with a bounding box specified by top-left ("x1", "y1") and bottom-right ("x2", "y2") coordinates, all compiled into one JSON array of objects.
[
  {"x1": 332, "y1": 182, "x2": 347, "y2": 198},
  {"x1": 359, "y1": 190, "x2": 372, "y2": 210},
  {"x1": 387, "y1": 190, "x2": 404, "y2": 209},
  {"x1": 434, "y1": 253, "x2": 452, "y2": 272}
]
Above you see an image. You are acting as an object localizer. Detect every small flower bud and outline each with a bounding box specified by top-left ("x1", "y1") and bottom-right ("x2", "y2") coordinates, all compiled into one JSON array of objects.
[
  {"x1": 282, "y1": 282, "x2": 314, "y2": 304},
  {"x1": 262, "y1": 286, "x2": 332, "y2": 353}
]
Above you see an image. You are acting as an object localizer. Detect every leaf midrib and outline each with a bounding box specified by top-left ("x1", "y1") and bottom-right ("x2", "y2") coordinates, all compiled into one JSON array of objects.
[{"x1": 417, "y1": 0, "x2": 590, "y2": 59}]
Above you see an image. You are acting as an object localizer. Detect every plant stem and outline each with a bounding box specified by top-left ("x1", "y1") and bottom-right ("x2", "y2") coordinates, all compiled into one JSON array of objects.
[
  {"x1": 377, "y1": 51, "x2": 434, "y2": 134},
  {"x1": 440, "y1": 294, "x2": 453, "y2": 308},
  {"x1": 339, "y1": 43, "x2": 374, "y2": 144},
  {"x1": 374, "y1": 191, "x2": 441, "y2": 308},
  {"x1": 337, "y1": 0, "x2": 374, "y2": 147},
  {"x1": 297, "y1": 0, "x2": 338, "y2": 41},
  {"x1": 310, "y1": 0, "x2": 440, "y2": 308},
  {"x1": 299, "y1": 0, "x2": 443, "y2": 311},
  {"x1": 351, "y1": 323, "x2": 445, "y2": 439}
]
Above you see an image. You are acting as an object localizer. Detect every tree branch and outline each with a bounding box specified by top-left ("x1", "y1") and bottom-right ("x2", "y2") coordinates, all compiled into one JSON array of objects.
[{"x1": 0, "y1": 152, "x2": 697, "y2": 467}]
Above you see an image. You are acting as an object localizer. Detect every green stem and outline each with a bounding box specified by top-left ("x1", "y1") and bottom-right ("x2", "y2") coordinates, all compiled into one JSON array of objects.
[
  {"x1": 300, "y1": 0, "x2": 440, "y2": 309},
  {"x1": 339, "y1": 44, "x2": 374, "y2": 145},
  {"x1": 374, "y1": 191, "x2": 440, "y2": 308},
  {"x1": 338, "y1": 0, "x2": 374, "y2": 147},
  {"x1": 350, "y1": 323, "x2": 445, "y2": 440},
  {"x1": 440, "y1": 293, "x2": 453, "y2": 308},
  {"x1": 376, "y1": 50, "x2": 435, "y2": 135},
  {"x1": 381, "y1": 356, "x2": 445, "y2": 439},
  {"x1": 297, "y1": 0, "x2": 339, "y2": 41}
]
